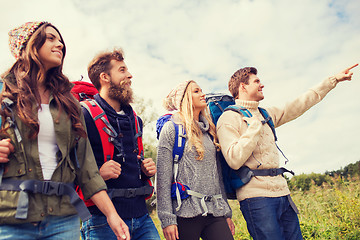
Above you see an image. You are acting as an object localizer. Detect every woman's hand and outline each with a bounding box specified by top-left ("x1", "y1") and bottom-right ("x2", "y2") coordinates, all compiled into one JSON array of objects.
[
  {"x1": 163, "y1": 224, "x2": 179, "y2": 240},
  {"x1": 0, "y1": 139, "x2": 14, "y2": 163},
  {"x1": 226, "y1": 217, "x2": 235, "y2": 235}
]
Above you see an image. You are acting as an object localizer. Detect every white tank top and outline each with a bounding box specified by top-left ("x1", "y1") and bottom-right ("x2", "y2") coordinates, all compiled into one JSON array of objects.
[{"x1": 38, "y1": 104, "x2": 59, "y2": 180}]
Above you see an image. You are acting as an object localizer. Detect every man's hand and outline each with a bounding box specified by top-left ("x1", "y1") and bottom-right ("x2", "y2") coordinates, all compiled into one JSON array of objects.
[
  {"x1": 163, "y1": 224, "x2": 179, "y2": 240},
  {"x1": 140, "y1": 157, "x2": 156, "y2": 177},
  {"x1": 335, "y1": 63, "x2": 358, "y2": 82},
  {"x1": 99, "y1": 160, "x2": 121, "y2": 181}
]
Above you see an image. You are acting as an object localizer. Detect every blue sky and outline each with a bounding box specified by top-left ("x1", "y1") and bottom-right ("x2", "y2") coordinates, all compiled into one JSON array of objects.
[{"x1": 0, "y1": 0, "x2": 359, "y2": 174}]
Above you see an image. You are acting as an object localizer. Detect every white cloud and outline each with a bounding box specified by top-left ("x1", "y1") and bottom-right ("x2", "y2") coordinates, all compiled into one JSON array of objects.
[{"x1": 0, "y1": 0, "x2": 359, "y2": 174}]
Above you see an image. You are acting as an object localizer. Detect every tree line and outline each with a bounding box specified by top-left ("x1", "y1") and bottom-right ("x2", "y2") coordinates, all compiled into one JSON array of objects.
[{"x1": 287, "y1": 160, "x2": 360, "y2": 192}]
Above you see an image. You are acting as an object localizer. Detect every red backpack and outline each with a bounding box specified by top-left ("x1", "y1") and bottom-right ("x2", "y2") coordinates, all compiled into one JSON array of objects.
[{"x1": 71, "y1": 81, "x2": 153, "y2": 207}]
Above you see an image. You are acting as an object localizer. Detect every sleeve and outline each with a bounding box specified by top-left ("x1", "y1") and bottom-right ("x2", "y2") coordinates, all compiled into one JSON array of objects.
[
  {"x1": 215, "y1": 152, "x2": 232, "y2": 219},
  {"x1": 156, "y1": 121, "x2": 178, "y2": 229},
  {"x1": 75, "y1": 111, "x2": 107, "y2": 200},
  {"x1": 268, "y1": 76, "x2": 338, "y2": 128},
  {"x1": 216, "y1": 111, "x2": 262, "y2": 170},
  {"x1": 82, "y1": 106, "x2": 104, "y2": 168}
]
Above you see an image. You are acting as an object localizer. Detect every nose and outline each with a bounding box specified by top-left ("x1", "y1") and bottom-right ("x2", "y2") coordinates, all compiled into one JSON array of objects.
[
  {"x1": 56, "y1": 40, "x2": 63, "y2": 50},
  {"x1": 127, "y1": 71, "x2": 133, "y2": 79}
]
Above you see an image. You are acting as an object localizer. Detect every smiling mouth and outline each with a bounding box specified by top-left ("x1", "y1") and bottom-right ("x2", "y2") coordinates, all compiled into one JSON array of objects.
[{"x1": 53, "y1": 51, "x2": 62, "y2": 57}]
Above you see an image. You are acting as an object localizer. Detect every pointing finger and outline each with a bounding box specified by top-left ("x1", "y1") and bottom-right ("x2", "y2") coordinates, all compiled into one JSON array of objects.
[{"x1": 344, "y1": 63, "x2": 358, "y2": 73}]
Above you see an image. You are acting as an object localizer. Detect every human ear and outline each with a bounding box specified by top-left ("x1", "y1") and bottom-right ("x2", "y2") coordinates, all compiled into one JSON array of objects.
[
  {"x1": 240, "y1": 82, "x2": 247, "y2": 92},
  {"x1": 99, "y1": 72, "x2": 110, "y2": 83}
]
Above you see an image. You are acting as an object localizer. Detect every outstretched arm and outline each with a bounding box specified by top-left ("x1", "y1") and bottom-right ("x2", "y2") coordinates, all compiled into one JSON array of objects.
[{"x1": 269, "y1": 63, "x2": 358, "y2": 128}]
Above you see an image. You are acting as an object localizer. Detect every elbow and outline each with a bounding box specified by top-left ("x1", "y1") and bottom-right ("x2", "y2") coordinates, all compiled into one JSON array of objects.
[{"x1": 224, "y1": 155, "x2": 244, "y2": 170}]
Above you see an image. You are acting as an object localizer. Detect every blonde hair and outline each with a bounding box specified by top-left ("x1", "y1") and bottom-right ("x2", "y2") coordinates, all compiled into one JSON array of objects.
[{"x1": 174, "y1": 81, "x2": 219, "y2": 160}]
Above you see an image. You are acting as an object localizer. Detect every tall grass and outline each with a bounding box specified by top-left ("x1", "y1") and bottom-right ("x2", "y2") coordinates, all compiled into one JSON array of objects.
[
  {"x1": 293, "y1": 178, "x2": 360, "y2": 239},
  {"x1": 150, "y1": 178, "x2": 360, "y2": 239}
]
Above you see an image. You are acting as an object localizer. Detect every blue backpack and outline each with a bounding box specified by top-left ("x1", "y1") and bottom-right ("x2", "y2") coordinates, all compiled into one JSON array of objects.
[
  {"x1": 206, "y1": 93, "x2": 293, "y2": 200},
  {"x1": 156, "y1": 114, "x2": 223, "y2": 215}
]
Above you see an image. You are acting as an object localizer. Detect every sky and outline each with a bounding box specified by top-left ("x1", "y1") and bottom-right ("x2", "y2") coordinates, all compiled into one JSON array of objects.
[{"x1": 0, "y1": 0, "x2": 359, "y2": 174}]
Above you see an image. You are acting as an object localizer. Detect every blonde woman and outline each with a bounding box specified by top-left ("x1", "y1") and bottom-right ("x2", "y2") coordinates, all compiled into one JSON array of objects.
[{"x1": 156, "y1": 80, "x2": 234, "y2": 240}]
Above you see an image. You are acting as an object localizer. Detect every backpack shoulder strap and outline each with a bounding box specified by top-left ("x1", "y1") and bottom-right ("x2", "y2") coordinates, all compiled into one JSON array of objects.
[
  {"x1": 81, "y1": 99, "x2": 116, "y2": 162},
  {"x1": 170, "y1": 120, "x2": 186, "y2": 211},
  {"x1": 258, "y1": 107, "x2": 277, "y2": 141},
  {"x1": 133, "y1": 110, "x2": 144, "y2": 160},
  {"x1": 171, "y1": 120, "x2": 186, "y2": 163},
  {"x1": 224, "y1": 105, "x2": 252, "y2": 118},
  {"x1": 258, "y1": 107, "x2": 289, "y2": 162}
]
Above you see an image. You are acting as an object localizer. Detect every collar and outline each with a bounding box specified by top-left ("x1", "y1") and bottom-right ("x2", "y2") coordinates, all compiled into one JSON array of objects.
[
  {"x1": 235, "y1": 99, "x2": 259, "y2": 109},
  {"x1": 197, "y1": 114, "x2": 209, "y2": 132},
  {"x1": 94, "y1": 93, "x2": 133, "y2": 118}
]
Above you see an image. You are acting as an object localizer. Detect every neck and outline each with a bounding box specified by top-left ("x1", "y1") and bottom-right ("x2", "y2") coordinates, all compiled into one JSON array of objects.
[
  {"x1": 193, "y1": 109, "x2": 200, "y2": 121},
  {"x1": 99, "y1": 88, "x2": 121, "y2": 112},
  {"x1": 38, "y1": 84, "x2": 50, "y2": 104},
  {"x1": 237, "y1": 95, "x2": 261, "y2": 102}
]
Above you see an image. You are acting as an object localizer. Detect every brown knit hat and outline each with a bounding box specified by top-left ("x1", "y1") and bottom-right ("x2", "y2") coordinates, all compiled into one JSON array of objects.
[
  {"x1": 163, "y1": 80, "x2": 192, "y2": 111},
  {"x1": 8, "y1": 21, "x2": 47, "y2": 59}
]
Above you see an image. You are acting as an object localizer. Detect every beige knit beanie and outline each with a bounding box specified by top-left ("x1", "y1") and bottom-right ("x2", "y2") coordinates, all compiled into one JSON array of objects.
[
  {"x1": 8, "y1": 21, "x2": 47, "y2": 59},
  {"x1": 163, "y1": 80, "x2": 192, "y2": 111}
]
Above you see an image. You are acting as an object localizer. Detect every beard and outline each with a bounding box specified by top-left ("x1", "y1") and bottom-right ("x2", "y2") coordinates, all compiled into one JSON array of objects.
[{"x1": 108, "y1": 79, "x2": 134, "y2": 106}]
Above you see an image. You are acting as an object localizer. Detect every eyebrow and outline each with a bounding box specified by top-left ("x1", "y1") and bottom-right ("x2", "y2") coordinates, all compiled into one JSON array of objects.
[{"x1": 47, "y1": 32, "x2": 63, "y2": 43}]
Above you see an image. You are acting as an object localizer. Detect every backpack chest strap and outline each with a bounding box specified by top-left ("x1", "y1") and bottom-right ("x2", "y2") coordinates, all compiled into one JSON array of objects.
[
  {"x1": 0, "y1": 179, "x2": 91, "y2": 221},
  {"x1": 251, "y1": 167, "x2": 294, "y2": 177},
  {"x1": 107, "y1": 185, "x2": 154, "y2": 199},
  {"x1": 186, "y1": 190, "x2": 223, "y2": 216}
]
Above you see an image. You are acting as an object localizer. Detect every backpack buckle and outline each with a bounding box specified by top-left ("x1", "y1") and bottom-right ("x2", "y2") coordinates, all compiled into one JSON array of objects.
[
  {"x1": 204, "y1": 195, "x2": 213, "y2": 202},
  {"x1": 124, "y1": 189, "x2": 137, "y2": 198},
  {"x1": 41, "y1": 181, "x2": 64, "y2": 196},
  {"x1": 269, "y1": 168, "x2": 278, "y2": 176}
]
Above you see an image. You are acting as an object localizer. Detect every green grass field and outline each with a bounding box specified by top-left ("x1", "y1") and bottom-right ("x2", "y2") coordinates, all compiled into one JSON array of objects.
[{"x1": 150, "y1": 178, "x2": 360, "y2": 240}]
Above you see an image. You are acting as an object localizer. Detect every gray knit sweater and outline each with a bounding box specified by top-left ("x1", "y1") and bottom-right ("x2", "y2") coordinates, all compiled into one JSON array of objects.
[{"x1": 156, "y1": 115, "x2": 232, "y2": 229}]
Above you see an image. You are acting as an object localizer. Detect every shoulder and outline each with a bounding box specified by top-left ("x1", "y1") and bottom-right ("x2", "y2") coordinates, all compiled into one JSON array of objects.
[
  {"x1": 162, "y1": 120, "x2": 176, "y2": 135},
  {"x1": 217, "y1": 108, "x2": 243, "y2": 125},
  {"x1": 158, "y1": 120, "x2": 176, "y2": 143}
]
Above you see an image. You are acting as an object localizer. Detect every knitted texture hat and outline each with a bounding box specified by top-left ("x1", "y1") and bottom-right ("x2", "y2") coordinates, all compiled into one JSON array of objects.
[
  {"x1": 8, "y1": 21, "x2": 47, "y2": 59},
  {"x1": 163, "y1": 80, "x2": 192, "y2": 111}
]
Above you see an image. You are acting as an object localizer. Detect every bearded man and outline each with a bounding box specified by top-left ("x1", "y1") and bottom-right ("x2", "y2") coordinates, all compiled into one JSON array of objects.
[{"x1": 81, "y1": 49, "x2": 160, "y2": 240}]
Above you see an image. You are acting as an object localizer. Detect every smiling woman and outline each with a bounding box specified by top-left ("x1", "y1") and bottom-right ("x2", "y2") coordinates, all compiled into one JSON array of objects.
[
  {"x1": 156, "y1": 80, "x2": 235, "y2": 240},
  {"x1": 0, "y1": 21, "x2": 130, "y2": 240},
  {"x1": 38, "y1": 27, "x2": 64, "y2": 72}
]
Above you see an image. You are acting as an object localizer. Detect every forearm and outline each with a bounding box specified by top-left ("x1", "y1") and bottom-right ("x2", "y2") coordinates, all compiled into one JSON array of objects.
[
  {"x1": 156, "y1": 146, "x2": 177, "y2": 228},
  {"x1": 216, "y1": 156, "x2": 232, "y2": 218},
  {"x1": 269, "y1": 76, "x2": 338, "y2": 127},
  {"x1": 90, "y1": 190, "x2": 118, "y2": 217}
]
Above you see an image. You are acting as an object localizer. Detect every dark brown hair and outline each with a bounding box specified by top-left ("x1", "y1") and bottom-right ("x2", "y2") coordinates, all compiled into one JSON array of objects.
[
  {"x1": 87, "y1": 49, "x2": 124, "y2": 91},
  {"x1": 1, "y1": 23, "x2": 86, "y2": 139},
  {"x1": 228, "y1": 67, "x2": 257, "y2": 99}
]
